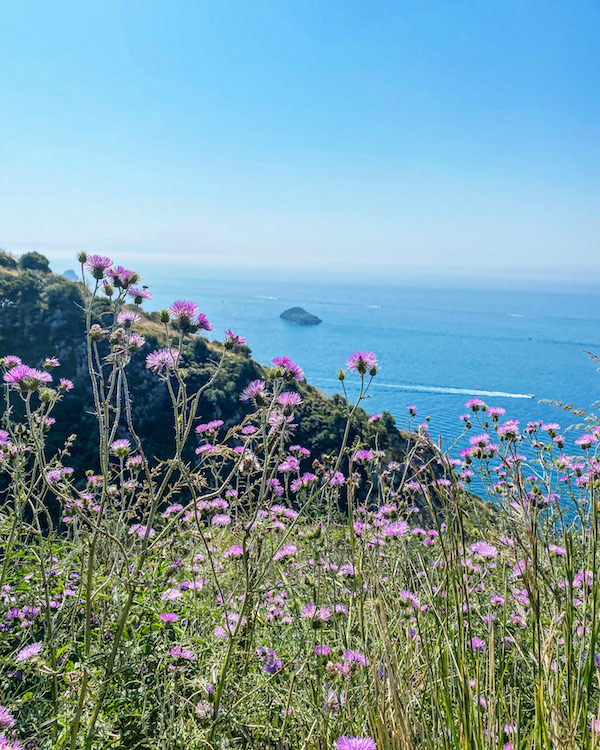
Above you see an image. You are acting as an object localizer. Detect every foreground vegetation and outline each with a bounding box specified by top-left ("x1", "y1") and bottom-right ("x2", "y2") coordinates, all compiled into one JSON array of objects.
[{"x1": 1, "y1": 254, "x2": 600, "y2": 749}]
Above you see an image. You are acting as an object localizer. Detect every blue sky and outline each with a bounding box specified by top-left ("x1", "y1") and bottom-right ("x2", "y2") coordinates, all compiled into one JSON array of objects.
[{"x1": 1, "y1": 0, "x2": 599, "y2": 283}]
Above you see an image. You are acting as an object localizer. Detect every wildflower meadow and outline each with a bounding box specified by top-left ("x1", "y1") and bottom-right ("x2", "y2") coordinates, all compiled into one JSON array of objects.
[{"x1": 2, "y1": 254, "x2": 600, "y2": 750}]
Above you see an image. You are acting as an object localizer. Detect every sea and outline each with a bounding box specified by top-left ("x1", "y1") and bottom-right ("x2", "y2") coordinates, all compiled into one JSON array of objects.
[{"x1": 146, "y1": 275, "x2": 600, "y2": 457}]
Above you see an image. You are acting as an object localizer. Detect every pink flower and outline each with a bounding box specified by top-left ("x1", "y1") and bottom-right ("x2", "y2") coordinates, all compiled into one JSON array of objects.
[
  {"x1": 225, "y1": 329, "x2": 246, "y2": 347},
  {"x1": 336, "y1": 737, "x2": 376, "y2": 750},
  {"x1": 84, "y1": 255, "x2": 113, "y2": 279},
  {"x1": 145, "y1": 348, "x2": 179, "y2": 374},
  {"x1": 346, "y1": 351, "x2": 378, "y2": 375},
  {"x1": 3, "y1": 365, "x2": 52, "y2": 391},
  {"x1": 16, "y1": 642, "x2": 42, "y2": 662},
  {"x1": 240, "y1": 379, "x2": 267, "y2": 403},
  {"x1": 272, "y1": 356, "x2": 304, "y2": 382}
]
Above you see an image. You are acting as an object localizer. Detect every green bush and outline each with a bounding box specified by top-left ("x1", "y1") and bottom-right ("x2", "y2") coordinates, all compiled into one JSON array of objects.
[{"x1": 19, "y1": 250, "x2": 51, "y2": 272}]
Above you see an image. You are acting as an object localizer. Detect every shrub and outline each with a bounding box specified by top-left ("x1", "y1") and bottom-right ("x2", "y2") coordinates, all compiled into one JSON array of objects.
[{"x1": 18, "y1": 251, "x2": 51, "y2": 273}]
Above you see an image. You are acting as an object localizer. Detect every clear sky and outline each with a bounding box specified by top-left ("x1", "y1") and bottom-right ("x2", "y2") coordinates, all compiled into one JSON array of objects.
[{"x1": 1, "y1": 0, "x2": 599, "y2": 284}]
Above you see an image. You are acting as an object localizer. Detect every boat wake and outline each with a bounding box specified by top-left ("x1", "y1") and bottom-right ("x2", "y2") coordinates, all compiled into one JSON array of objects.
[{"x1": 321, "y1": 379, "x2": 534, "y2": 399}]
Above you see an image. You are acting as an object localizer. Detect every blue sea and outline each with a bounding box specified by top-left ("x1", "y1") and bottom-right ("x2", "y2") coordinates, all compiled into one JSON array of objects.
[{"x1": 147, "y1": 276, "x2": 600, "y2": 453}]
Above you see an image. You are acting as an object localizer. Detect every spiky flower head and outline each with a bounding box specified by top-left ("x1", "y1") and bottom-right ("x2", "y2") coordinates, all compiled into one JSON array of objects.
[
  {"x1": 145, "y1": 348, "x2": 180, "y2": 374},
  {"x1": 107, "y1": 266, "x2": 138, "y2": 287},
  {"x1": 117, "y1": 310, "x2": 141, "y2": 328},
  {"x1": 127, "y1": 287, "x2": 152, "y2": 304},
  {"x1": 271, "y1": 356, "x2": 304, "y2": 382},
  {"x1": 240, "y1": 379, "x2": 268, "y2": 405},
  {"x1": 3, "y1": 365, "x2": 52, "y2": 391},
  {"x1": 465, "y1": 398, "x2": 487, "y2": 412},
  {"x1": 15, "y1": 641, "x2": 43, "y2": 662},
  {"x1": 110, "y1": 439, "x2": 131, "y2": 458},
  {"x1": 42, "y1": 357, "x2": 60, "y2": 370},
  {"x1": 127, "y1": 332, "x2": 146, "y2": 353},
  {"x1": 84, "y1": 255, "x2": 113, "y2": 280},
  {"x1": 346, "y1": 351, "x2": 378, "y2": 375},
  {"x1": 1, "y1": 355, "x2": 22, "y2": 370},
  {"x1": 169, "y1": 300, "x2": 199, "y2": 329},
  {"x1": 0, "y1": 705, "x2": 15, "y2": 730},
  {"x1": 335, "y1": 737, "x2": 376, "y2": 750},
  {"x1": 224, "y1": 329, "x2": 246, "y2": 348}
]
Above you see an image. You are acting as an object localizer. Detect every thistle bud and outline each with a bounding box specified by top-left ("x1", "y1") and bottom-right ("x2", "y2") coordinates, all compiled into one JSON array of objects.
[
  {"x1": 159, "y1": 309, "x2": 171, "y2": 324},
  {"x1": 77, "y1": 251, "x2": 88, "y2": 264},
  {"x1": 337, "y1": 369, "x2": 346, "y2": 381}
]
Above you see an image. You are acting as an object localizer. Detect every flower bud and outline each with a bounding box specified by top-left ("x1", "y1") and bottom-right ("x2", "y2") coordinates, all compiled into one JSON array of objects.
[
  {"x1": 337, "y1": 369, "x2": 346, "y2": 381},
  {"x1": 77, "y1": 251, "x2": 88, "y2": 264},
  {"x1": 159, "y1": 309, "x2": 171, "y2": 324},
  {"x1": 103, "y1": 283, "x2": 114, "y2": 297},
  {"x1": 39, "y1": 388, "x2": 54, "y2": 403}
]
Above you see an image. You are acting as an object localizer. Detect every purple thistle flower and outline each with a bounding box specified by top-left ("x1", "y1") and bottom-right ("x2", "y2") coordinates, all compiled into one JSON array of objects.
[
  {"x1": 127, "y1": 287, "x2": 152, "y2": 304},
  {"x1": 127, "y1": 332, "x2": 146, "y2": 352},
  {"x1": 336, "y1": 737, "x2": 376, "y2": 750},
  {"x1": 326, "y1": 470, "x2": 345, "y2": 486},
  {"x1": 383, "y1": 520, "x2": 409, "y2": 538},
  {"x1": 272, "y1": 355, "x2": 305, "y2": 382},
  {"x1": 240, "y1": 379, "x2": 267, "y2": 403},
  {"x1": 84, "y1": 254, "x2": 113, "y2": 279},
  {"x1": 212, "y1": 514, "x2": 231, "y2": 527},
  {"x1": 277, "y1": 391, "x2": 303, "y2": 408},
  {"x1": 315, "y1": 644, "x2": 330, "y2": 657},
  {"x1": 291, "y1": 473, "x2": 316, "y2": 492},
  {"x1": 58, "y1": 378, "x2": 74, "y2": 392},
  {"x1": 549, "y1": 544, "x2": 567, "y2": 556},
  {"x1": 3, "y1": 365, "x2": 52, "y2": 391},
  {"x1": 196, "y1": 420, "x2": 222, "y2": 436},
  {"x1": 469, "y1": 541, "x2": 498, "y2": 559},
  {"x1": 145, "y1": 348, "x2": 180, "y2": 374},
  {"x1": 368, "y1": 413, "x2": 382, "y2": 423},
  {"x1": 15, "y1": 642, "x2": 42, "y2": 663},
  {"x1": 225, "y1": 329, "x2": 246, "y2": 347},
  {"x1": 263, "y1": 657, "x2": 284, "y2": 674},
  {"x1": 465, "y1": 398, "x2": 487, "y2": 411},
  {"x1": 353, "y1": 449, "x2": 374, "y2": 463},
  {"x1": 223, "y1": 545, "x2": 243, "y2": 558},
  {"x1": 576, "y1": 433, "x2": 597, "y2": 449},
  {"x1": 344, "y1": 650, "x2": 368, "y2": 666},
  {"x1": 195, "y1": 312, "x2": 212, "y2": 331},
  {"x1": 170, "y1": 300, "x2": 199, "y2": 320},
  {"x1": 159, "y1": 612, "x2": 179, "y2": 623},
  {"x1": 117, "y1": 310, "x2": 140, "y2": 327},
  {"x1": 42, "y1": 356, "x2": 60, "y2": 369},
  {"x1": 470, "y1": 637, "x2": 486, "y2": 654},
  {"x1": 110, "y1": 439, "x2": 131, "y2": 457},
  {"x1": 0, "y1": 706, "x2": 16, "y2": 730},
  {"x1": 0, "y1": 736, "x2": 23, "y2": 750},
  {"x1": 346, "y1": 351, "x2": 378, "y2": 375},
  {"x1": 1, "y1": 355, "x2": 22, "y2": 369},
  {"x1": 107, "y1": 265, "x2": 136, "y2": 286}
]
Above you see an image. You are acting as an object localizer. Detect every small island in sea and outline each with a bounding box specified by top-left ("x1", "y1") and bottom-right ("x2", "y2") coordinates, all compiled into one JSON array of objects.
[{"x1": 280, "y1": 306, "x2": 322, "y2": 326}]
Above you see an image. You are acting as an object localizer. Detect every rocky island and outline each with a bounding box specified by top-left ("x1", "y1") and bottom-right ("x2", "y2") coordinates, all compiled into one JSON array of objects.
[{"x1": 280, "y1": 306, "x2": 322, "y2": 326}]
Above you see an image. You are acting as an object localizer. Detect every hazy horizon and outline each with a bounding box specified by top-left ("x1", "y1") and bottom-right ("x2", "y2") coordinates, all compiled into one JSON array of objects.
[{"x1": 2, "y1": 1, "x2": 599, "y2": 281}]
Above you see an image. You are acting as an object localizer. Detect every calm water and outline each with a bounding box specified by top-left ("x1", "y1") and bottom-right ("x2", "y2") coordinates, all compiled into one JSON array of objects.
[{"x1": 147, "y1": 277, "x2": 600, "y2": 452}]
